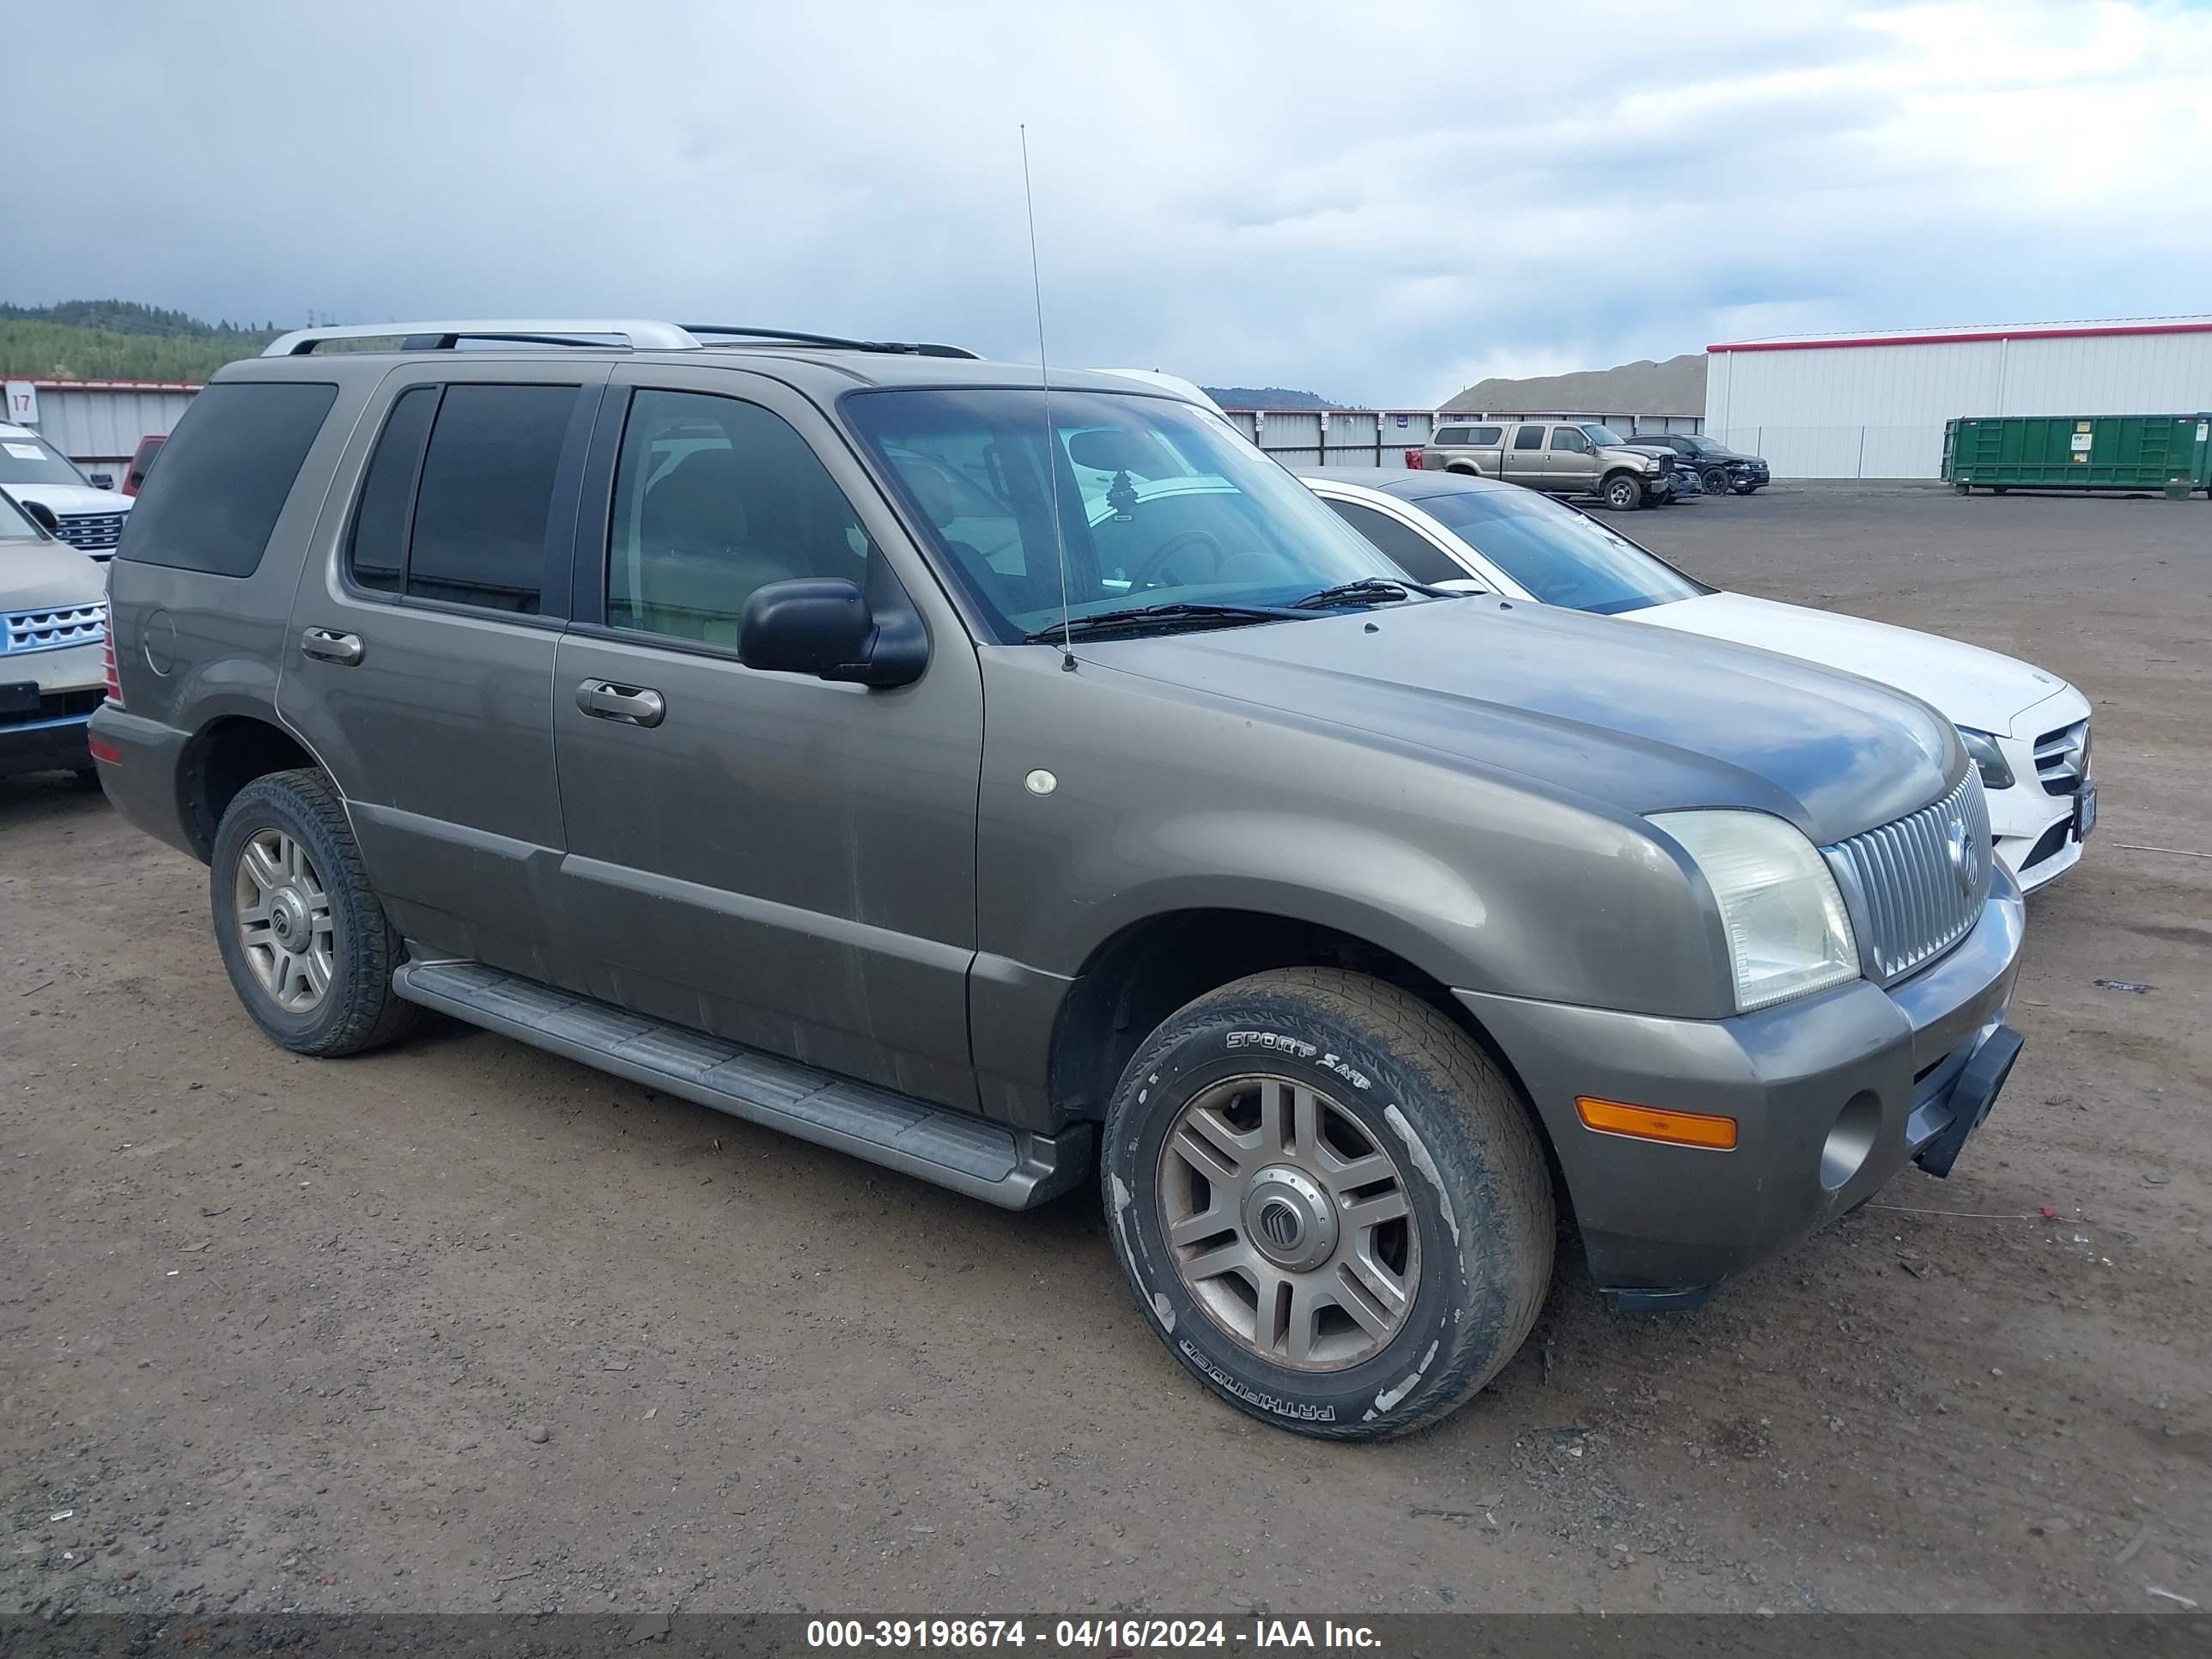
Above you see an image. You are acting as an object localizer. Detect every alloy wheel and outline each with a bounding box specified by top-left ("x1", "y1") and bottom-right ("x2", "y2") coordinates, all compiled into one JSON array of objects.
[
  {"x1": 234, "y1": 828, "x2": 335, "y2": 1013},
  {"x1": 1155, "y1": 1073, "x2": 1420, "y2": 1370}
]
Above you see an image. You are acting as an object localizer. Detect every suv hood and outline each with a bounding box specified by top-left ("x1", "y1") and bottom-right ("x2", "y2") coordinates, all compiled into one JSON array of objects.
[
  {"x1": 1626, "y1": 590, "x2": 2070, "y2": 734},
  {"x1": 1086, "y1": 597, "x2": 1958, "y2": 845},
  {"x1": 11, "y1": 482, "x2": 127, "y2": 518},
  {"x1": 0, "y1": 539, "x2": 106, "y2": 611}
]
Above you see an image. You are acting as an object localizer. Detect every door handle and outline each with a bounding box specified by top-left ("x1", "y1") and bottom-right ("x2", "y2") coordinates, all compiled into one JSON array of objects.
[
  {"x1": 575, "y1": 679, "x2": 666, "y2": 727},
  {"x1": 301, "y1": 628, "x2": 364, "y2": 666}
]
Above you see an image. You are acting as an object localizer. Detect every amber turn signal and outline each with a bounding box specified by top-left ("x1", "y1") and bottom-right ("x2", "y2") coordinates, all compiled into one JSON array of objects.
[{"x1": 1575, "y1": 1096, "x2": 1738, "y2": 1151}]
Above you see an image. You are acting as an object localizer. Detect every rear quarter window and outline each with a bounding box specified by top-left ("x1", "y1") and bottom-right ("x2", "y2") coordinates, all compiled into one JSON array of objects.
[{"x1": 118, "y1": 381, "x2": 338, "y2": 577}]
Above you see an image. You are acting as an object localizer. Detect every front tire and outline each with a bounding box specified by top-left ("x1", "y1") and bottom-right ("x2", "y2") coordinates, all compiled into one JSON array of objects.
[
  {"x1": 1601, "y1": 472, "x2": 1643, "y2": 512},
  {"x1": 1702, "y1": 466, "x2": 1731, "y2": 495},
  {"x1": 210, "y1": 768, "x2": 418, "y2": 1057},
  {"x1": 1102, "y1": 969, "x2": 1554, "y2": 1440}
]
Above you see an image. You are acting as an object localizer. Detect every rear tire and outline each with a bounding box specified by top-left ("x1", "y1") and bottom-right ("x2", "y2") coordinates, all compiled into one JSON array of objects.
[
  {"x1": 1101, "y1": 968, "x2": 1554, "y2": 1440},
  {"x1": 210, "y1": 768, "x2": 419, "y2": 1058}
]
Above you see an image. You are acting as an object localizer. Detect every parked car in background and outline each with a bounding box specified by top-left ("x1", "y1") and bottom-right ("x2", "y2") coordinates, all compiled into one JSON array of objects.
[
  {"x1": 1627, "y1": 442, "x2": 1702, "y2": 501},
  {"x1": 125, "y1": 434, "x2": 167, "y2": 496},
  {"x1": 1627, "y1": 432, "x2": 1771, "y2": 495},
  {"x1": 94, "y1": 320, "x2": 2026, "y2": 1440},
  {"x1": 1417, "y1": 418, "x2": 1674, "y2": 510},
  {"x1": 1303, "y1": 467, "x2": 2093, "y2": 890},
  {"x1": 0, "y1": 486, "x2": 108, "y2": 783},
  {"x1": 0, "y1": 422, "x2": 133, "y2": 556}
]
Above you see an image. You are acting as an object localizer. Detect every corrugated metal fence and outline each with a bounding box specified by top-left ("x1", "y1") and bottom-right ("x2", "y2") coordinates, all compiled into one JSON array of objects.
[
  {"x1": 11, "y1": 380, "x2": 202, "y2": 479},
  {"x1": 1226, "y1": 408, "x2": 1703, "y2": 467}
]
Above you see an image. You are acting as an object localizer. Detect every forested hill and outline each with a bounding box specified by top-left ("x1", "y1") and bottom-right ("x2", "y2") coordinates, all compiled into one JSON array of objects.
[{"x1": 0, "y1": 301, "x2": 283, "y2": 380}]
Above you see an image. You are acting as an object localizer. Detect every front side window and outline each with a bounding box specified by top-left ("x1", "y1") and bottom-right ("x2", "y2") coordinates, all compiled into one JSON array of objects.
[
  {"x1": 844, "y1": 388, "x2": 1398, "y2": 642},
  {"x1": 608, "y1": 389, "x2": 876, "y2": 647},
  {"x1": 1511, "y1": 425, "x2": 1544, "y2": 452},
  {"x1": 1409, "y1": 487, "x2": 1709, "y2": 615},
  {"x1": 0, "y1": 430, "x2": 88, "y2": 488},
  {"x1": 1321, "y1": 498, "x2": 1465, "y2": 586}
]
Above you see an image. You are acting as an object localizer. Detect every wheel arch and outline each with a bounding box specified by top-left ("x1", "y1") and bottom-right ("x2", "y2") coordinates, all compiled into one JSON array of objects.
[
  {"x1": 1042, "y1": 905, "x2": 1567, "y2": 1205},
  {"x1": 175, "y1": 712, "x2": 322, "y2": 860}
]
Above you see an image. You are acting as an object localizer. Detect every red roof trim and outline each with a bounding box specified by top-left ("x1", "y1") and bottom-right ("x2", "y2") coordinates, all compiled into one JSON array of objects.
[{"x1": 1708, "y1": 320, "x2": 2212, "y2": 354}]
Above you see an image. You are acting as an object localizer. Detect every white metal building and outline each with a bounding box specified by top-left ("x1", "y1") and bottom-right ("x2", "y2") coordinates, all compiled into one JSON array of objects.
[
  {"x1": 1705, "y1": 316, "x2": 2212, "y2": 480},
  {"x1": 4, "y1": 379, "x2": 203, "y2": 483}
]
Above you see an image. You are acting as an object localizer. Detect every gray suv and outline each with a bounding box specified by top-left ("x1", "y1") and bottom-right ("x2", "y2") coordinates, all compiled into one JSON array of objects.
[{"x1": 93, "y1": 319, "x2": 2025, "y2": 1439}]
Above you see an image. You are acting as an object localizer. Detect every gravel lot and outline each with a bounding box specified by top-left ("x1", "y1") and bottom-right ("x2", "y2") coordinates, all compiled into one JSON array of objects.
[{"x1": 3, "y1": 484, "x2": 2206, "y2": 1620}]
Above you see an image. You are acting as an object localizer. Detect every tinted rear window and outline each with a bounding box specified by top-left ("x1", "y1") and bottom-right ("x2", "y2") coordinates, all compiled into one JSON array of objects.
[{"x1": 116, "y1": 381, "x2": 337, "y2": 576}]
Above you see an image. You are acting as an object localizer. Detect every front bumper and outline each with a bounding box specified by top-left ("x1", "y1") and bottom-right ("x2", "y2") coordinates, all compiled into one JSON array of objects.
[
  {"x1": 1457, "y1": 868, "x2": 2025, "y2": 1304},
  {"x1": 2, "y1": 644, "x2": 105, "y2": 777},
  {"x1": 0, "y1": 703, "x2": 97, "y2": 777}
]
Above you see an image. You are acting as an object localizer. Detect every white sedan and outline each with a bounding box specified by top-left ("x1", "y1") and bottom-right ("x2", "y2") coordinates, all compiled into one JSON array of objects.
[{"x1": 1303, "y1": 467, "x2": 2094, "y2": 891}]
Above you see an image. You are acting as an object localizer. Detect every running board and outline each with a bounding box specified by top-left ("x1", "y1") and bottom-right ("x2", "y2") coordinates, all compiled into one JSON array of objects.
[{"x1": 391, "y1": 960, "x2": 1090, "y2": 1210}]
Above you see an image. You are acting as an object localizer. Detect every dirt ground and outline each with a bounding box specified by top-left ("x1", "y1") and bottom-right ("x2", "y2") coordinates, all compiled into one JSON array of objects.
[{"x1": 3, "y1": 485, "x2": 2206, "y2": 1621}]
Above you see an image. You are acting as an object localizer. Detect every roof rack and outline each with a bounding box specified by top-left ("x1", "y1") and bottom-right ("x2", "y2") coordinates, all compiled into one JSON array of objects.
[
  {"x1": 259, "y1": 319, "x2": 982, "y2": 360},
  {"x1": 261, "y1": 319, "x2": 706, "y2": 356},
  {"x1": 682, "y1": 325, "x2": 980, "y2": 359}
]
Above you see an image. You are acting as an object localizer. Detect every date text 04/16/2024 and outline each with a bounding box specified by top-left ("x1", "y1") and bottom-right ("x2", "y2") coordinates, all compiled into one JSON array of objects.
[{"x1": 805, "y1": 1619, "x2": 1383, "y2": 1650}]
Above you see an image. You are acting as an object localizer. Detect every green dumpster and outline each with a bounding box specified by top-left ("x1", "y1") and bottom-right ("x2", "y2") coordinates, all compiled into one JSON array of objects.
[{"x1": 1943, "y1": 413, "x2": 2212, "y2": 498}]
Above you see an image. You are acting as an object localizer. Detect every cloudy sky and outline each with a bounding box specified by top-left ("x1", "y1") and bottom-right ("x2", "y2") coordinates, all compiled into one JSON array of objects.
[{"x1": 15, "y1": 1, "x2": 2212, "y2": 404}]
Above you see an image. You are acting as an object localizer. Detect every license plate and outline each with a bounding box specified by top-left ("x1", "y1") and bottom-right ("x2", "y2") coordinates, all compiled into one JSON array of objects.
[
  {"x1": 2074, "y1": 779, "x2": 2098, "y2": 840},
  {"x1": 0, "y1": 682, "x2": 40, "y2": 716}
]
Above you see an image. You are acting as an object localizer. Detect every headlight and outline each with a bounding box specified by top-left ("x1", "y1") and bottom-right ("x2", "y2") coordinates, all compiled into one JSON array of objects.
[
  {"x1": 1650, "y1": 811, "x2": 1859, "y2": 1012},
  {"x1": 1955, "y1": 727, "x2": 2014, "y2": 792}
]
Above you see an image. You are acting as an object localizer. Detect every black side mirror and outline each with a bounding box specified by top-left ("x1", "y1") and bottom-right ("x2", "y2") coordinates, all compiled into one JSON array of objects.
[
  {"x1": 89, "y1": 473, "x2": 116, "y2": 491},
  {"x1": 21, "y1": 499, "x2": 60, "y2": 534},
  {"x1": 739, "y1": 577, "x2": 926, "y2": 689}
]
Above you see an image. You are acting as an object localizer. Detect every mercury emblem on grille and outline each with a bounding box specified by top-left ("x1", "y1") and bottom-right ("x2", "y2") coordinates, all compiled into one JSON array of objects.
[{"x1": 1946, "y1": 813, "x2": 1980, "y2": 896}]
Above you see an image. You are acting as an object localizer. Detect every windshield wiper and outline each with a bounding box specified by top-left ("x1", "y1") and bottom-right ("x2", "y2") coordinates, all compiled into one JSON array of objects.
[
  {"x1": 1022, "y1": 602, "x2": 1305, "y2": 644},
  {"x1": 1291, "y1": 577, "x2": 1464, "y2": 610}
]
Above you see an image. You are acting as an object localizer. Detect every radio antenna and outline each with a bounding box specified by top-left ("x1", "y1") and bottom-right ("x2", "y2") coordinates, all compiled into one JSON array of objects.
[{"x1": 1020, "y1": 124, "x2": 1078, "y2": 672}]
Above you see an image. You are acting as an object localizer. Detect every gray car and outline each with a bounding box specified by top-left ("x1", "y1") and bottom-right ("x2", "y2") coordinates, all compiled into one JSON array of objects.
[{"x1": 92, "y1": 319, "x2": 2024, "y2": 1439}]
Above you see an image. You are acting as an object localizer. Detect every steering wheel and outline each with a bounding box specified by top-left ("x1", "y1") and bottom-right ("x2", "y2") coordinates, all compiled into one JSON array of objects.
[{"x1": 1124, "y1": 529, "x2": 1228, "y2": 591}]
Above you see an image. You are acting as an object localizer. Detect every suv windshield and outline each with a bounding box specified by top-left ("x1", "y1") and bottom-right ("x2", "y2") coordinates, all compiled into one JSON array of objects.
[
  {"x1": 1579, "y1": 423, "x2": 1628, "y2": 447},
  {"x1": 0, "y1": 432, "x2": 89, "y2": 488},
  {"x1": 1, "y1": 490, "x2": 50, "y2": 544},
  {"x1": 845, "y1": 389, "x2": 1401, "y2": 641},
  {"x1": 1411, "y1": 488, "x2": 1711, "y2": 615}
]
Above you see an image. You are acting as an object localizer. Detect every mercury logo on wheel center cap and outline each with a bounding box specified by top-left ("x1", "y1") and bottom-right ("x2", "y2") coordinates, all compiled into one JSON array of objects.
[
  {"x1": 270, "y1": 888, "x2": 309, "y2": 946},
  {"x1": 1243, "y1": 1165, "x2": 1338, "y2": 1272}
]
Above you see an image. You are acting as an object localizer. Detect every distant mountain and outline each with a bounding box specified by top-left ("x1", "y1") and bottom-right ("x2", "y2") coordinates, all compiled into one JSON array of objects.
[
  {"x1": 1444, "y1": 353, "x2": 1706, "y2": 417},
  {"x1": 0, "y1": 301, "x2": 283, "y2": 380},
  {"x1": 1201, "y1": 385, "x2": 1340, "y2": 410}
]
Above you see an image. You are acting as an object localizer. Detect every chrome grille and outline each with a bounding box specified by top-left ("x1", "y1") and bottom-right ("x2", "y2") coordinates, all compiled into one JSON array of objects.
[
  {"x1": 3, "y1": 602, "x2": 108, "y2": 654},
  {"x1": 54, "y1": 511, "x2": 127, "y2": 552},
  {"x1": 2033, "y1": 718, "x2": 2088, "y2": 795},
  {"x1": 1826, "y1": 772, "x2": 1992, "y2": 985}
]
